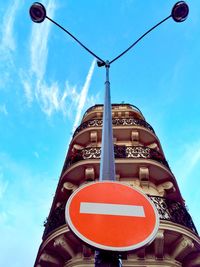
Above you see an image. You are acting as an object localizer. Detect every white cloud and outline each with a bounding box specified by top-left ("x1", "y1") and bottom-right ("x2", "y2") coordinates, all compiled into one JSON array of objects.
[
  {"x1": 86, "y1": 92, "x2": 100, "y2": 108},
  {"x1": 27, "y1": 0, "x2": 72, "y2": 116},
  {"x1": 174, "y1": 141, "x2": 200, "y2": 183},
  {"x1": 172, "y1": 142, "x2": 200, "y2": 234},
  {"x1": 0, "y1": 211, "x2": 8, "y2": 225},
  {"x1": 72, "y1": 59, "x2": 96, "y2": 132},
  {"x1": 30, "y1": 0, "x2": 55, "y2": 80},
  {"x1": 189, "y1": 148, "x2": 200, "y2": 171},
  {"x1": 0, "y1": 1, "x2": 21, "y2": 90},
  {"x1": 22, "y1": 0, "x2": 97, "y2": 120},
  {"x1": 24, "y1": 81, "x2": 33, "y2": 104},
  {"x1": 20, "y1": 73, "x2": 33, "y2": 104},
  {"x1": 0, "y1": 171, "x2": 8, "y2": 199},
  {"x1": 24, "y1": 0, "x2": 57, "y2": 114},
  {"x1": 34, "y1": 60, "x2": 96, "y2": 117},
  {"x1": 0, "y1": 104, "x2": 8, "y2": 115},
  {"x1": 0, "y1": 0, "x2": 21, "y2": 53},
  {"x1": 35, "y1": 80, "x2": 67, "y2": 116},
  {"x1": 35, "y1": 79, "x2": 90, "y2": 117}
]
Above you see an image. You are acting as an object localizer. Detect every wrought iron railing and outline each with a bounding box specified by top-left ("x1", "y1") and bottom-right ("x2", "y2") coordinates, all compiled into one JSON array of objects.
[
  {"x1": 63, "y1": 145, "x2": 169, "y2": 171},
  {"x1": 43, "y1": 203, "x2": 66, "y2": 239},
  {"x1": 43, "y1": 196, "x2": 198, "y2": 238},
  {"x1": 73, "y1": 118, "x2": 155, "y2": 137},
  {"x1": 149, "y1": 196, "x2": 198, "y2": 234}
]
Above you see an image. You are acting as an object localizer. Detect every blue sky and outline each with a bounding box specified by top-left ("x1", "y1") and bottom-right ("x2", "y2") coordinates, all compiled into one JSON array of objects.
[{"x1": 0, "y1": 0, "x2": 200, "y2": 266}]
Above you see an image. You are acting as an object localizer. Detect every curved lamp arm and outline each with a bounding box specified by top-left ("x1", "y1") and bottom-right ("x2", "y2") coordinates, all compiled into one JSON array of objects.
[
  {"x1": 109, "y1": 1, "x2": 189, "y2": 65},
  {"x1": 29, "y1": 2, "x2": 189, "y2": 67},
  {"x1": 29, "y1": 2, "x2": 105, "y2": 64},
  {"x1": 109, "y1": 15, "x2": 171, "y2": 65}
]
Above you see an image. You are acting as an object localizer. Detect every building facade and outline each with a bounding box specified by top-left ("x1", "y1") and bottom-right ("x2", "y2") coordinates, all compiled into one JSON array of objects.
[{"x1": 34, "y1": 104, "x2": 200, "y2": 267}]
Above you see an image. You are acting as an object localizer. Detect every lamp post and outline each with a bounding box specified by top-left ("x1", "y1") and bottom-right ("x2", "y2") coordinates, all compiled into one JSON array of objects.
[{"x1": 30, "y1": 2, "x2": 189, "y2": 266}]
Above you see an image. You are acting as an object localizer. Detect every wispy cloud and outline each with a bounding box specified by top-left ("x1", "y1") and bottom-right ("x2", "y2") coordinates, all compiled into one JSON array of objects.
[
  {"x1": 0, "y1": 0, "x2": 21, "y2": 90},
  {"x1": 20, "y1": 72, "x2": 33, "y2": 105},
  {"x1": 21, "y1": 0, "x2": 98, "y2": 120},
  {"x1": 72, "y1": 59, "x2": 96, "y2": 132},
  {"x1": 174, "y1": 141, "x2": 200, "y2": 183},
  {"x1": 24, "y1": 0, "x2": 68, "y2": 116},
  {"x1": 30, "y1": 0, "x2": 55, "y2": 80},
  {"x1": 28, "y1": 0, "x2": 57, "y2": 113},
  {"x1": 22, "y1": 0, "x2": 97, "y2": 119},
  {"x1": 34, "y1": 59, "x2": 96, "y2": 119},
  {"x1": 0, "y1": 170, "x2": 8, "y2": 199},
  {"x1": 172, "y1": 141, "x2": 200, "y2": 233},
  {"x1": 189, "y1": 148, "x2": 200, "y2": 171},
  {"x1": 35, "y1": 80, "x2": 68, "y2": 116},
  {"x1": 0, "y1": 104, "x2": 8, "y2": 115},
  {"x1": 0, "y1": 0, "x2": 21, "y2": 53}
]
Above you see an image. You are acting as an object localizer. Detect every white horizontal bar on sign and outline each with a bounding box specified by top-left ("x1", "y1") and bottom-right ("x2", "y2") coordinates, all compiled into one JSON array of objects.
[{"x1": 80, "y1": 202, "x2": 145, "y2": 217}]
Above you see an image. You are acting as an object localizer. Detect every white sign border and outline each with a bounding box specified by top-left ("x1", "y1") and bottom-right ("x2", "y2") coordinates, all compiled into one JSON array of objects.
[{"x1": 65, "y1": 181, "x2": 160, "y2": 252}]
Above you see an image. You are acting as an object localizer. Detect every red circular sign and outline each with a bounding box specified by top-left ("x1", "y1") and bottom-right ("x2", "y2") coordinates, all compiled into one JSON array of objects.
[{"x1": 65, "y1": 181, "x2": 159, "y2": 251}]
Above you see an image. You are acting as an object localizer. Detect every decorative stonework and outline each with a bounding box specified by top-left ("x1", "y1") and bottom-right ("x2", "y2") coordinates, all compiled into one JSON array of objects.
[{"x1": 83, "y1": 104, "x2": 143, "y2": 119}]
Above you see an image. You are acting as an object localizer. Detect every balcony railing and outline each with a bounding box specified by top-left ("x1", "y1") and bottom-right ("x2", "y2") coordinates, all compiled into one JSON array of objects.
[
  {"x1": 43, "y1": 203, "x2": 66, "y2": 239},
  {"x1": 43, "y1": 196, "x2": 198, "y2": 238},
  {"x1": 63, "y1": 145, "x2": 169, "y2": 172},
  {"x1": 150, "y1": 195, "x2": 198, "y2": 234},
  {"x1": 73, "y1": 118, "x2": 155, "y2": 138}
]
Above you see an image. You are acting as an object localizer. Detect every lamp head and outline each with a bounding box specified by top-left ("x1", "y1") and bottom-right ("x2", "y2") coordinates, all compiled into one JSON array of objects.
[
  {"x1": 29, "y1": 2, "x2": 46, "y2": 23},
  {"x1": 97, "y1": 60, "x2": 105, "y2": 67},
  {"x1": 172, "y1": 1, "x2": 189, "y2": 22}
]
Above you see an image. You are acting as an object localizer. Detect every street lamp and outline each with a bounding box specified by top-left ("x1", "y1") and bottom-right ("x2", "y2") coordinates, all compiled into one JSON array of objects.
[
  {"x1": 30, "y1": 2, "x2": 189, "y2": 266},
  {"x1": 172, "y1": 1, "x2": 189, "y2": 22}
]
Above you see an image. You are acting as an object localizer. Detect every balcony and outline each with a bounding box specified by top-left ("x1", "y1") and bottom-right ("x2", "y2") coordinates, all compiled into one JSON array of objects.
[
  {"x1": 150, "y1": 195, "x2": 198, "y2": 234},
  {"x1": 73, "y1": 118, "x2": 155, "y2": 138},
  {"x1": 82, "y1": 104, "x2": 145, "y2": 122},
  {"x1": 43, "y1": 196, "x2": 198, "y2": 239},
  {"x1": 63, "y1": 145, "x2": 169, "y2": 172},
  {"x1": 43, "y1": 202, "x2": 65, "y2": 239}
]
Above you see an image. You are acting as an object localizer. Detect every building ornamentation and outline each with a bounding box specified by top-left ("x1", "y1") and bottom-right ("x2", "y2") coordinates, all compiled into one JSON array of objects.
[
  {"x1": 64, "y1": 145, "x2": 169, "y2": 171},
  {"x1": 73, "y1": 118, "x2": 155, "y2": 137}
]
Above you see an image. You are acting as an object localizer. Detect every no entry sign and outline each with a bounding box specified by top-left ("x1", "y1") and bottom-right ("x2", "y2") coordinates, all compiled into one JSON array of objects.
[{"x1": 65, "y1": 181, "x2": 159, "y2": 251}]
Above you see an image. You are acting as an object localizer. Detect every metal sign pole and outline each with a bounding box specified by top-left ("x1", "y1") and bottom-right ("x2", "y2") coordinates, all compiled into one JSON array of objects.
[
  {"x1": 99, "y1": 61, "x2": 116, "y2": 182},
  {"x1": 95, "y1": 61, "x2": 122, "y2": 267}
]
